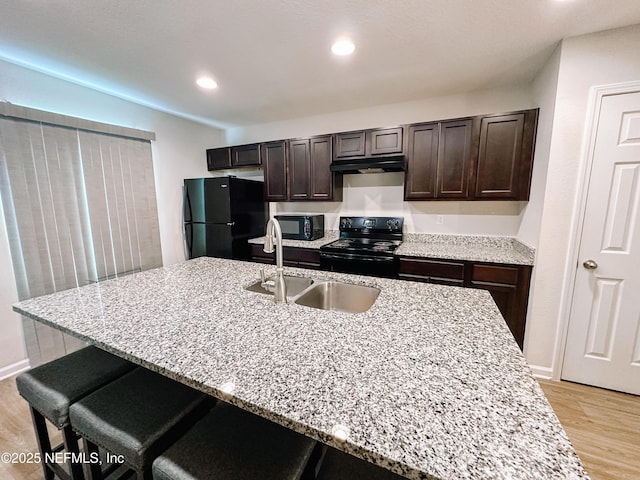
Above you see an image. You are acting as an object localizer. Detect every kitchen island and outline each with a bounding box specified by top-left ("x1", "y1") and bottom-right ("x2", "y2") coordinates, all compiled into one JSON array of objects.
[{"x1": 13, "y1": 257, "x2": 588, "y2": 480}]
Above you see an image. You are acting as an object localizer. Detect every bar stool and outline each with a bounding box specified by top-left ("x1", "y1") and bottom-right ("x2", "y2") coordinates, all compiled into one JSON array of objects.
[
  {"x1": 151, "y1": 402, "x2": 318, "y2": 480},
  {"x1": 317, "y1": 447, "x2": 406, "y2": 480},
  {"x1": 69, "y1": 367, "x2": 211, "y2": 480},
  {"x1": 15, "y1": 345, "x2": 137, "y2": 480}
]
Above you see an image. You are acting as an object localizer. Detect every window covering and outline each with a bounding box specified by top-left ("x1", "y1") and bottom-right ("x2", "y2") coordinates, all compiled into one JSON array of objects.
[{"x1": 0, "y1": 106, "x2": 161, "y2": 365}]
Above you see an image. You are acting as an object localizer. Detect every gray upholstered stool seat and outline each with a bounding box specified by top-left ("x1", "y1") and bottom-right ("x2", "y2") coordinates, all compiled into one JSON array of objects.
[
  {"x1": 16, "y1": 345, "x2": 136, "y2": 480},
  {"x1": 317, "y1": 447, "x2": 406, "y2": 480},
  {"x1": 69, "y1": 367, "x2": 210, "y2": 479},
  {"x1": 152, "y1": 402, "x2": 317, "y2": 480}
]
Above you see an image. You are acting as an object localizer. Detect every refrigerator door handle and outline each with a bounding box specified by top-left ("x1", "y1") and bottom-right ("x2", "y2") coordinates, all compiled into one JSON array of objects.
[
  {"x1": 184, "y1": 186, "x2": 193, "y2": 223},
  {"x1": 184, "y1": 223, "x2": 194, "y2": 259}
]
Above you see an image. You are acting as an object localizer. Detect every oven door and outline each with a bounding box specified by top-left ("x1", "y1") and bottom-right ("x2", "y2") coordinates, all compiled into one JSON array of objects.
[{"x1": 320, "y1": 252, "x2": 397, "y2": 278}]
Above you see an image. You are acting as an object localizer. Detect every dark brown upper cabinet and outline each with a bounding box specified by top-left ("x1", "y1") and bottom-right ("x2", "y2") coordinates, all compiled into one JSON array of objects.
[
  {"x1": 309, "y1": 136, "x2": 338, "y2": 200},
  {"x1": 472, "y1": 109, "x2": 538, "y2": 200},
  {"x1": 438, "y1": 119, "x2": 473, "y2": 198},
  {"x1": 334, "y1": 127, "x2": 403, "y2": 160},
  {"x1": 207, "y1": 144, "x2": 262, "y2": 171},
  {"x1": 262, "y1": 141, "x2": 288, "y2": 201},
  {"x1": 334, "y1": 130, "x2": 366, "y2": 159},
  {"x1": 404, "y1": 119, "x2": 472, "y2": 200},
  {"x1": 262, "y1": 136, "x2": 341, "y2": 202},
  {"x1": 288, "y1": 139, "x2": 311, "y2": 200},
  {"x1": 404, "y1": 123, "x2": 438, "y2": 199},
  {"x1": 206, "y1": 147, "x2": 232, "y2": 170},
  {"x1": 405, "y1": 109, "x2": 538, "y2": 201},
  {"x1": 231, "y1": 143, "x2": 261, "y2": 167}
]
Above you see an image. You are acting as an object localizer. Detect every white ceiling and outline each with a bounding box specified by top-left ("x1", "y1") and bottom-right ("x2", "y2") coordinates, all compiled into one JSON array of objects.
[{"x1": 2, "y1": 0, "x2": 640, "y2": 128}]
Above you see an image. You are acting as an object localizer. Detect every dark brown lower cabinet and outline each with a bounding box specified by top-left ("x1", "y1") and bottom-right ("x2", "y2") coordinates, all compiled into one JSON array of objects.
[
  {"x1": 398, "y1": 256, "x2": 532, "y2": 350},
  {"x1": 250, "y1": 244, "x2": 321, "y2": 269},
  {"x1": 397, "y1": 258, "x2": 465, "y2": 287}
]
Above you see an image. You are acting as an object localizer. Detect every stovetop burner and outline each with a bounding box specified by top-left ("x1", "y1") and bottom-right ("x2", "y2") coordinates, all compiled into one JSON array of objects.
[
  {"x1": 319, "y1": 216, "x2": 404, "y2": 278},
  {"x1": 320, "y1": 216, "x2": 404, "y2": 256}
]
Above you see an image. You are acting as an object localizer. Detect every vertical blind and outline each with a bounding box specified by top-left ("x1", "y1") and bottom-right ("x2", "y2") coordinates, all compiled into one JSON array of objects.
[{"x1": 0, "y1": 110, "x2": 161, "y2": 365}]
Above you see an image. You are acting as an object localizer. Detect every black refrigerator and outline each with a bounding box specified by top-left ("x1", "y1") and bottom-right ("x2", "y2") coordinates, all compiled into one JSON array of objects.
[{"x1": 183, "y1": 176, "x2": 267, "y2": 260}]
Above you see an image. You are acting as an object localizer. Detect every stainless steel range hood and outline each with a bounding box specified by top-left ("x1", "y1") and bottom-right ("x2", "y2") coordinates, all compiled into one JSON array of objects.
[{"x1": 330, "y1": 155, "x2": 405, "y2": 174}]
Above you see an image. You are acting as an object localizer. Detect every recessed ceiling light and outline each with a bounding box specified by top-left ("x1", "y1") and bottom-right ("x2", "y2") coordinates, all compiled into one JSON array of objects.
[
  {"x1": 196, "y1": 76, "x2": 218, "y2": 90},
  {"x1": 331, "y1": 38, "x2": 355, "y2": 56}
]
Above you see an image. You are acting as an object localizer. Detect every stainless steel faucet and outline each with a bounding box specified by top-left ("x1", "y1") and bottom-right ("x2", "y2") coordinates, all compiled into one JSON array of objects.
[{"x1": 262, "y1": 217, "x2": 287, "y2": 303}]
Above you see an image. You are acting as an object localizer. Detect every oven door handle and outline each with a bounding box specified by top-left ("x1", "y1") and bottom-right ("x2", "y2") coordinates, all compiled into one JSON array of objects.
[{"x1": 320, "y1": 253, "x2": 395, "y2": 262}]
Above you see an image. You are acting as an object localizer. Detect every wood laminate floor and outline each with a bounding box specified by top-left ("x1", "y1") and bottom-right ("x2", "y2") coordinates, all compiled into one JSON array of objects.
[
  {"x1": 0, "y1": 375, "x2": 638, "y2": 479},
  {"x1": 538, "y1": 379, "x2": 640, "y2": 480}
]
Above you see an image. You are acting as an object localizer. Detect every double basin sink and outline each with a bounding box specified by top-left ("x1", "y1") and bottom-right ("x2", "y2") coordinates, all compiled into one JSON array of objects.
[{"x1": 245, "y1": 275, "x2": 380, "y2": 314}]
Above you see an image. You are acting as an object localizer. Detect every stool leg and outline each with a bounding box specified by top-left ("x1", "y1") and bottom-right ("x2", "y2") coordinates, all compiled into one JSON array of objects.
[
  {"x1": 29, "y1": 406, "x2": 55, "y2": 480},
  {"x1": 82, "y1": 438, "x2": 103, "y2": 480},
  {"x1": 61, "y1": 424, "x2": 85, "y2": 480}
]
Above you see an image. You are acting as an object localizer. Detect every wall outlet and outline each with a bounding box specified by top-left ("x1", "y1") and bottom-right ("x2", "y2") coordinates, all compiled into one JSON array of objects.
[{"x1": 436, "y1": 215, "x2": 444, "y2": 225}]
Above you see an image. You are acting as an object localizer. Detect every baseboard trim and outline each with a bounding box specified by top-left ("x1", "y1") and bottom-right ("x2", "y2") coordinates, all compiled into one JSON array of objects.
[
  {"x1": 529, "y1": 364, "x2": 553, "y2": 380},
  {"x1": 0, "y1": 359, "x2": 30, "y2": 381}
]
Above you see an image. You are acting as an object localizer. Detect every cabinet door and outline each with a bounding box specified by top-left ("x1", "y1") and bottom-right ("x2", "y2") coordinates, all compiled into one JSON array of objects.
[
  {"x1": 437, "y1": 119, "x2": 472, "y2": 198},
  {"x1": 470, "y1": 263, "x2": 530, "y2": 349},
  {"x1": 262, "y1": 141, "x2": 288, "y2": 201},
  {"x1": 369, "y1": 127, "x2": 403, "y2": 155},
  {"x1": 231, "y1": 144, "x2": 261, "y2": 167},
  {"x1": 334, "y1": 131, "x2": 366, "y2": 159},
  {"x1": 404, "y1": 123, "x2": 439, "y2": 199},
  {"x1": 289, "y1": 139, "x2": 311, "y2": 200},
  {"x1": 309, "y1": 135, "x2": 334, "y2": 200},
  {"x1": 206, "y1": 147, "x2": 232, "y2": 170},
  {"x1": 474, "y1": 111, "x2": 538, "y2": 200}
]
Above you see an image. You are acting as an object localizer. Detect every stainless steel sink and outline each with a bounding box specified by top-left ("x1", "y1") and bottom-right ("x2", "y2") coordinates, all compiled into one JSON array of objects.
[
  {"x1": 245, "y1": 276, "x2": 314, "y2": 298},
  {"x1": 293, "y1": 281, "x2": 380, "y2": 314}
]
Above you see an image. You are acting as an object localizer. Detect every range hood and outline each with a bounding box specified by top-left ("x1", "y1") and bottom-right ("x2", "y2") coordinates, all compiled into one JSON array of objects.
[{"x1": 330, "y1": 154, "x2": 405, "y2": 174}]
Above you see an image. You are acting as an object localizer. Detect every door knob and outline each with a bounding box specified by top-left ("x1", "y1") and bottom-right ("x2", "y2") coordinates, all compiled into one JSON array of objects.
[{"x1": 583, "y1": 259, "x2": 598, "y2": 270}]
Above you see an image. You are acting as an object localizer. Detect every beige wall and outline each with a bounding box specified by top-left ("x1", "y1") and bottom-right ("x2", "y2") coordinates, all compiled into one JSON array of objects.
[
  {"x1": 524, "y1": 24, "x2": 640, "y2": 377},
  {"x1": 0, "y1": 59, "x2": 224, "y2": 374}
]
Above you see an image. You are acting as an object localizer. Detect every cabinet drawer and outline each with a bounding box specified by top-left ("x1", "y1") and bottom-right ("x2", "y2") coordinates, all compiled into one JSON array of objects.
[
  {"x1": 472, "y1": 264, "x2": 518, "y2": 285},
  {"x1": 283, "y1": 247, "x2": 321, "y2": 266},
  {"x1": 250, "y1": 244, "x2": 274, "y2": 263},
  {"x1": 399, "y1": 257, "x2": 464, "y2": 285}
]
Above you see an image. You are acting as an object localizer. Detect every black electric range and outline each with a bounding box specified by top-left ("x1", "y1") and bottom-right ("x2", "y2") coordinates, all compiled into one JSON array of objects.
[{"x1": 320, "y1": 216, "x2": 403, "y2": 278}]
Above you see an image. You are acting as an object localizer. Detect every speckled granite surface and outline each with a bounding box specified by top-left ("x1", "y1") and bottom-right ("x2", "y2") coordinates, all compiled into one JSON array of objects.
[
  {"x1": 250, "y1": 231, "x2": 535, "y2": 266},
  {"x1": 249, "y1": 230, "x2": 338, "y2": 249},
  {"x1": 397, "y1": 234, "x2": 535, "y2": 266},
  {"x1": 14, "y1": 258, "x2": 585, "y2": 480}
]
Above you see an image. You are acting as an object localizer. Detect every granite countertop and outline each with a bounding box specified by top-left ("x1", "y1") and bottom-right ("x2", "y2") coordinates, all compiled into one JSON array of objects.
[
  {"x1": 250, "y1": 231, "x2": 535, "y2": 266},
  {"x1": 14, "y1": 257, "x2": 584, "y2": 480},
  {"x1": 397, "y1": 234, "x2": 535, "y2": 266},
  {"x1": 248, "y1": 230, "x2": 339, "y2": 249}
]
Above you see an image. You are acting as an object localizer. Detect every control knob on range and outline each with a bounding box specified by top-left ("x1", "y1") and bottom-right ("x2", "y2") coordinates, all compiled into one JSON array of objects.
[
  {"x1": 386, "y1": 218, "x2": 400, "y2": 230},
  {"x1": 341, "y1": 218, "x2": 353, "y2": 229}
]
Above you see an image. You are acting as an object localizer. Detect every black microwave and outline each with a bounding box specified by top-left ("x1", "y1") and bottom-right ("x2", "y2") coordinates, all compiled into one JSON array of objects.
[{"x1": 274, "y1": 215, "x2": 324, "y2": 241}]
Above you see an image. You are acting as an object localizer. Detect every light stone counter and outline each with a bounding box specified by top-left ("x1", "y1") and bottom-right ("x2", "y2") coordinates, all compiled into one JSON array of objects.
[
  {"x1": 397, "y1": 234, "x2": 535, "y2": 266},
  {"x1": 14, "y1": 257, "x2": 584, "y2": 480},
  {"x1": 248, "y1": 230, "x2": 338, "y2": 249},
  {"x1": 250, "y1": 231, "x2": 535, "y2": 266}
]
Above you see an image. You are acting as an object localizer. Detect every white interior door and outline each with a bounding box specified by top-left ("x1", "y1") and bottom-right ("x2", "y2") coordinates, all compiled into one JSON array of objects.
[{"x1": 562, "y1": 90, "x2": 640, "y2": 395}]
